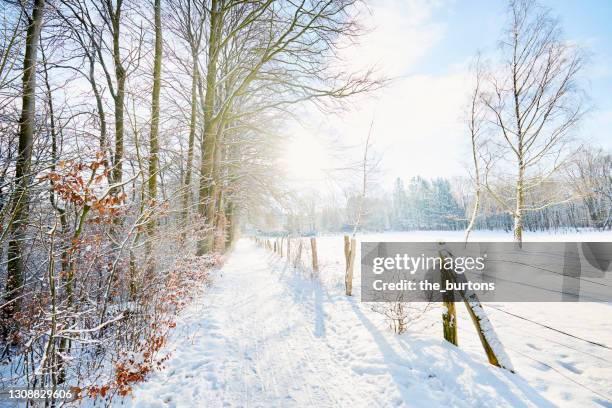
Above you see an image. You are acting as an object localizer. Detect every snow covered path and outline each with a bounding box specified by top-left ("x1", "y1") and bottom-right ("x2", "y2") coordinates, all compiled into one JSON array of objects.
[{"x1": 124, "y1": 240, "x2": 554, "y2": 407}]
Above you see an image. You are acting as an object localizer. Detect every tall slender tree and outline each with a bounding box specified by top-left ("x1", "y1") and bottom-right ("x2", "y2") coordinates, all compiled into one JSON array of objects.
[
  {"x1": 146, "y1": 0, "x2": 162, "y2": 274},
  {"x1": 479, "y1": 0, "x2": 586, "y2": 244},
  {"x1": 3, "y1": 0, "x2": 45, "y2": 323},
  {"x1": 196, "y1": 0, "x2": 222, "y2": 255}
]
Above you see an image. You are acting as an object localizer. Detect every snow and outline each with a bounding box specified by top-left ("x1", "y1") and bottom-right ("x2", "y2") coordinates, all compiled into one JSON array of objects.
[
  {"x1": 312, "y1": 230, "x2": 612, "y2": 407},
  {"x1": 117, "y1": 231, "x2": 612, "y2": 407}
]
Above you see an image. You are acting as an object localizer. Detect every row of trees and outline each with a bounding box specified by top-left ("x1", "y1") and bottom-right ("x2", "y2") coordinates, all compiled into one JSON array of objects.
[
  {"x1": 390, "y1": 177, "x2": 464, "y2": 231},
  {"x1": 261, "y1": 153, "x2": 610, "y2": 235},
  {"x1": 0, "y1": 0, "x2": 374, "y2": 401}
]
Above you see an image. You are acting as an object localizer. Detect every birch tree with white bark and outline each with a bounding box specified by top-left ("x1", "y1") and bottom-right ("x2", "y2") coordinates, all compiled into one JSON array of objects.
[{"x1": 476, "y1": 0, "x2": 587, "y2": 244}]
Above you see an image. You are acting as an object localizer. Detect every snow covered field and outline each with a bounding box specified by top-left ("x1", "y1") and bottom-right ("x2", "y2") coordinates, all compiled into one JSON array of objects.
[{"x1": 123, "y1": 230, "x2": 612, "y2": 407}]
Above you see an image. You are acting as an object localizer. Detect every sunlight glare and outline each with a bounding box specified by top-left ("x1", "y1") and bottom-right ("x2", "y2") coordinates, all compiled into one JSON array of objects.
[{"x1": 282, "y1": 133, "x2": 331, "y2": 183}]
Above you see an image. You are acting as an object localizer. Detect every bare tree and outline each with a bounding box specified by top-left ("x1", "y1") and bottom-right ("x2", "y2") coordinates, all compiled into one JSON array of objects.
[
  {"x1": 478, "y1": 0, "x2": 586, "y2": 243},
  {"x1": 3, "y1": 0, "x2": 45, "y2": 324},
  {"x1": 345, "y1": 119, "x2": 378, "y2": 296},
  {"x1": 145, "y1": 0, "x2": 162, "y2": 274},
  {"x1": 103, "y1": 0, "x2": 127, "y2": 189},
  {"x1": 464, "y1": 56, "x2": 485, "y2": 243},
  {"x1": 166, "y1": 0, "x2": 206, "y2": 245}
]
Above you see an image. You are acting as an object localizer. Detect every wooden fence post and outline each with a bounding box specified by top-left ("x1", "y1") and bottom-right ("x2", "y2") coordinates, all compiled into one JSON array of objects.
[
  {"x1": 459, "y1": 279, "x2": 514, "y2": 372},
  {"x1": 439, "y1": 249, "x2": 514, "y2": 372},
  {"x1": 287, "y1": 237, "x2": 291, "y2": 260},
  {"x1": 344, "y1": 235, "x2": 356, "y2": 296},
  {"x1": 344, "y1": 235, "x2": 350, "y2": 266},
  {"x1": 310, "y1": 237, "x2": 318, "y2": 274},
  {"x1": 441, "y1": 266, "x2": 458, "y2": 346}
]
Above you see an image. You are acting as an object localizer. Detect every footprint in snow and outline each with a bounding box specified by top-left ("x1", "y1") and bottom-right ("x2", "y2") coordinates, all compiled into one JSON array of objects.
[
  {"x1": 535, "y1": 362, "x2": 551, "y2": 372},
  {"x1": 558, "y1": 360, "x2": 583, "y2": 375}
]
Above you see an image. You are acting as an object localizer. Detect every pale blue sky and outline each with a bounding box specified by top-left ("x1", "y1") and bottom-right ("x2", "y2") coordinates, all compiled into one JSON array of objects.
[
  {"x1": 418, "y1": 0, "x2": 612, "y2": 149},
  {"x1": 418, "y1": 1, "x2": 612, "y2": 73},
  {"x1": 284, "y1": 0, "x2": 612, "y2": 186}
]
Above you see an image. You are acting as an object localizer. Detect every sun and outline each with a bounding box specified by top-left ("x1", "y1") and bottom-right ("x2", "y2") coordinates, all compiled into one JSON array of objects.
[{"x1": 282, "y1": 133, "x2": 331, "y2": 182}]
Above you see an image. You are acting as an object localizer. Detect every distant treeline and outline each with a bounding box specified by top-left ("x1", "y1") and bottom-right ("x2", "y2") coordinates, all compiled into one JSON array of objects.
[{"x1": 275, "y1": 172, "x2": 609, "y2": 235}]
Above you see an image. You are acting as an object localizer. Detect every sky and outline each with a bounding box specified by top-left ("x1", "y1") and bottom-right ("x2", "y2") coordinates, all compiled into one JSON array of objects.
[{"x1": 282, "y1": 0, "x2": 612, "y2": 192}]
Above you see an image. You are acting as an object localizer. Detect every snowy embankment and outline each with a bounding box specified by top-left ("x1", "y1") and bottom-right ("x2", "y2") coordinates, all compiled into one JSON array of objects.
[{"x1": 122, "y1": 238, "x2": 560, "y2": 407}]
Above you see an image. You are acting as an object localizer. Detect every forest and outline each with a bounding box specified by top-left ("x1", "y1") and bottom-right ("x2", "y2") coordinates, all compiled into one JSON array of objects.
[
  {"x1": 274, "y1": 166, "x2": 612, "y2": 235},
  {"x1": 0, "y1": 0, "x2": 379, "y2": 401}
]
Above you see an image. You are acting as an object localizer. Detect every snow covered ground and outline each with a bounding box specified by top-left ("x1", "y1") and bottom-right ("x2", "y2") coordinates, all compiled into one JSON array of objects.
[{"x1": 122, "y1": 230, "x2": 612, "y2": 407}]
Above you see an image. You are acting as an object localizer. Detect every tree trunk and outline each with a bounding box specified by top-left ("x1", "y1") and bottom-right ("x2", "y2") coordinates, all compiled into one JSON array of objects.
[
  {"x1": 87, "y1": 52, "x2": 109, "y2": 168},
  {"x1": 465, "y1": 188, "x2": 480, "y2": 243},
  {"x1": 214, "y1": 211, "x2": 227, "y2": 253},
  {"x1": 514, "y1": 162, "x2": 525, "y2": 245},
  {"x1": 225, "y1": 200, "x2": 236, "y2": 247},
  {"x1": 181, "y1": 49, "x2": 199, "y2": 245},
  {"x1": 196, "y1": 0, "x2": 221, "y2": 256},
  {"x1": 146, "y1": 0, "x2": 162, "y2": 274},
  {"x1": 41, "y1": 45, "x2": 70, "y2": 276},
  {"x1": 111, "y1": 1, "x2": 125, "y2": 190},
  {"x1": 3, "y1": 0, "x2": 45, "y2": 324}
]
